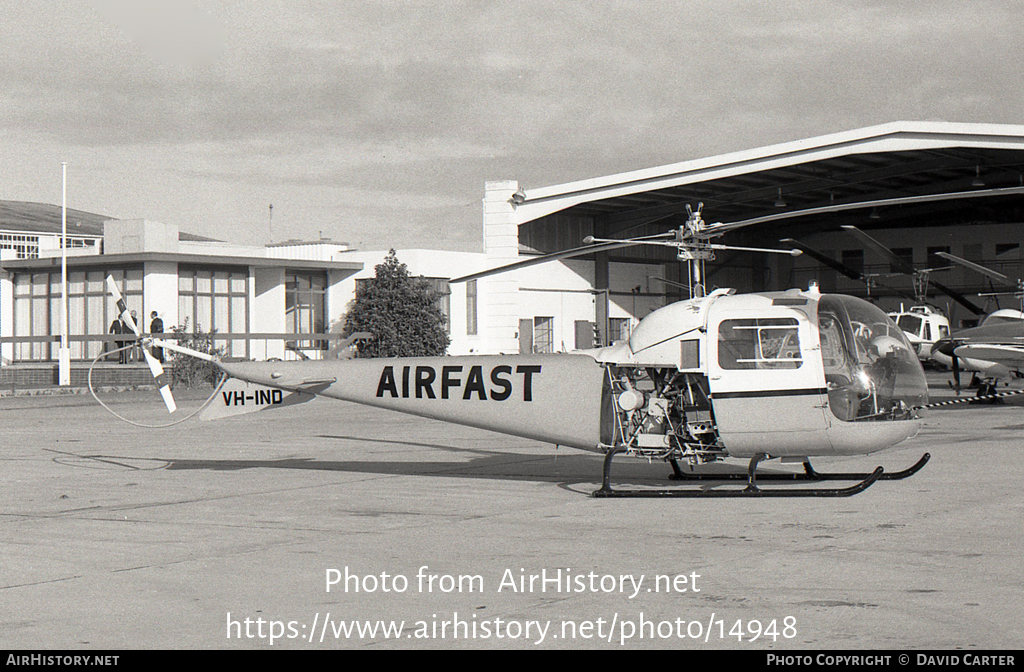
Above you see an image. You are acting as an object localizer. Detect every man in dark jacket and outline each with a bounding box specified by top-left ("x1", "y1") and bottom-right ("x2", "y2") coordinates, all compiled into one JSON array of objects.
[
  {"x1": 150, "y1": 311, "x2": 165, "y2": 363},
  {"x1": 110, "y1": 317, "x2": 126, "y2": 364}
]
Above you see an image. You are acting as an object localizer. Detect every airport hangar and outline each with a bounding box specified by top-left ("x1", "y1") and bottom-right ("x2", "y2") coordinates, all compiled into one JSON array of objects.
[
  {"x1": 3, "y1": 120, "x2": 1024, "y2": 375},
  {"x1": 482, "y1": 120, "x2": 1024, "y2": 355}
]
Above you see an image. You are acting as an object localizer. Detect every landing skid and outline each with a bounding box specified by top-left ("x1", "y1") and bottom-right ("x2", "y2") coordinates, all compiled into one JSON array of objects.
[
  {"x1": 668, "y1": 452, "x2": 931, "y2": 482},
  {"x1": 592, "y1": 450, "x2": 892, "y2": 498}
]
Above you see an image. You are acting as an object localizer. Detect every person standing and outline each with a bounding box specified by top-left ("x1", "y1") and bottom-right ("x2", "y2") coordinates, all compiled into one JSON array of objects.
[
  {"x1": 110, "y1": 316, "x2": 126, "y2": 364},
  {"x1": 129, "y1": 310, "x2": 141, "y2": 362},
  {"x1": 150, "y1": 311, "x2": 165, "y2": 363}
]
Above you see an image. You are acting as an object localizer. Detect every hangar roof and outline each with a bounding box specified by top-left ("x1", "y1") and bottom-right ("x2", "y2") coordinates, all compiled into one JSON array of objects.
[{"x1": 513, "y1": 121, "x2": 1024, "y2": 241}]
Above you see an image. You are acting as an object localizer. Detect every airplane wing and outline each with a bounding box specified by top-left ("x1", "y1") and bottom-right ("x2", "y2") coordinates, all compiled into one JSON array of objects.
[{"x1": 953, "y1": 343, "x2": 1024, "y2": 367}]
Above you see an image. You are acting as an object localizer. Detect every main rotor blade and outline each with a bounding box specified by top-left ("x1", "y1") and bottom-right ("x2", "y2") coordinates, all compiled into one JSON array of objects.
[
  {"x1": 705, "y1": 185, "x2": 1024, "y2": 237},
  {"x1": 450, "y1": 214, "x2": 680, "y2": 283},
  {"x1": 781, "y1": 238, "x2": 917, "y2": 301},
  {"x1": 450, "y1": 240, "x2": 642, "y2": 283},
  {"x1": 840, "y1": 225, "x2": 917, "y2": 276},
  {"x1": 454, "y1": 185, "x2": 1024, "y2": 284},
  {"x1": 926, "y1": 279, "x2": 985, "y2": 315},
  {"x1": 935, "y1": 251, "x2": 1011, "y2": 284},
  {"x1": 781, "y1": 238, "x2": 869, "y2": 281}
]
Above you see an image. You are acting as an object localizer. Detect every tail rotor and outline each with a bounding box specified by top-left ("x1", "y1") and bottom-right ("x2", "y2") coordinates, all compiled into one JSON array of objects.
[{"x1": 106, "y1": 277, "x2": 177, "y2": 413}]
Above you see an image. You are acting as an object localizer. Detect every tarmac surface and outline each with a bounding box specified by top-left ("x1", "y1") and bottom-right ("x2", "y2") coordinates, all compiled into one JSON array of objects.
[{"x1": 1, "y1": 371, "x2": 1022, "y2": 650}]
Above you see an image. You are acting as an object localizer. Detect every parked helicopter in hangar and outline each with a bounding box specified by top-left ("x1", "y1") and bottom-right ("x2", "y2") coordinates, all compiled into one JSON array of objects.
[
  {"x1": 782, "y1": 225, "x2": 986, "y2": 362},
  {"x1": 96, "y1": 187, "x2": 1024, "y2": 498}
]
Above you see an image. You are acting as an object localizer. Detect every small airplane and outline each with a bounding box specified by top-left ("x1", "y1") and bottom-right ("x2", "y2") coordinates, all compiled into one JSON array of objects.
[
  {"x1": 927, "y1": 252, "x2": 1024, "y2": 396},
  {"x1": 96, "y1": 188, "x2": 1024, "y2": 498}
]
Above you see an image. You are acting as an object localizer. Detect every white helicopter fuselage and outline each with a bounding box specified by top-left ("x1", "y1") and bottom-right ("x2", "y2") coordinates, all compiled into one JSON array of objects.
[{"x1": 590, "y1": 288, "x2": 926, "y2": 459}]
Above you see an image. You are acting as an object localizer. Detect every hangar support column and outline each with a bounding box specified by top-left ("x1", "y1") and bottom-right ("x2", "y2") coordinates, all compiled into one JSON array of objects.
[{"x1": 482, "y1": 180, "x2": 521, "y2": 354}]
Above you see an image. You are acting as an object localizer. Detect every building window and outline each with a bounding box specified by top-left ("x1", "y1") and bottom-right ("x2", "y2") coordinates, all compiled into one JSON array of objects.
[
  {"x1": 926, "y1": 246, "x2": 950, "y2": 269},
  {"x1": 890, "y1": 247, "x2": 914, "y2": 272},
  {"x1": 179, "y1": 267, "x2": 248, "y2": 357},
  {"x1": 1, "y1": 234, "x2": 40, "y2": 259},
  {"x1": 533, "y1": 316, "x2": 554, "y2": 353},
  {"x1": 60, "y1": 237, "x2": 99, "y2": 249},
  {"x1": 12, "y1": 268, "x2": 141, "y2": 362},
  {"x1": 996, "y1": 243, "x2": 1020, "y2": 257},
  {"x1": 286, "y1": 271, "x2": 327, "y2": 352},
  {"x1": 421, "y1": 278, "x2": 451, "y2": 334},
  {"x1": 608, "y1": 317, "x2": 631, "y2": 344},
  {"x1": 841, "y1": 249, "x2": 864, "y2": 277},
  {"x1": 466, "y1": 279, "x2": 477, "y2": 336}
]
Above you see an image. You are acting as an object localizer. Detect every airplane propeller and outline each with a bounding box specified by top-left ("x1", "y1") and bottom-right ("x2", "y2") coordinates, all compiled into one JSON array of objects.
[
  {"x1": 932, "y1": 338, "x2": 964, "y2": 394},
  {"x1": 106, "y1": 277, "x2": 177, "y2": 413}
]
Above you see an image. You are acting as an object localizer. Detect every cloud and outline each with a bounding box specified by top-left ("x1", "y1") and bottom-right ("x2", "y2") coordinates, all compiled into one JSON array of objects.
[{"x1": 2, "y1": 0, "x2": 1023, "y2": 252}]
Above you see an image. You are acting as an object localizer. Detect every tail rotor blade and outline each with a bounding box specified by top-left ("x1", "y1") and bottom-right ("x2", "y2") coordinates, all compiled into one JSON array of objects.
[
  {"x1": 106, "y1": 277, "x2": 142, "y2": 336},
  {"x1": 107, "y1": 276, "x2": 176, "y2": 413},
  {"x1": 142, "y1": 347, "x2": 177, "y2": 413}
]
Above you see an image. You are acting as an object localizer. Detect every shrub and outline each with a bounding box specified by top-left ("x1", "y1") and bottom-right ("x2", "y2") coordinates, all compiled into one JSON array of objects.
[
  {"x1": 168, "y1": 319, "x2": 224, "y2": 388},
  {"x1": 342, "y1": 250, "x2": 449, "y2": 357}
]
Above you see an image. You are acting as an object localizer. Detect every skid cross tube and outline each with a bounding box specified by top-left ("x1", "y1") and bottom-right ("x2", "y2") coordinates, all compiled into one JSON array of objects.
[{"x1": 592, "y1": 448, "x2": 884, "y2": 498}]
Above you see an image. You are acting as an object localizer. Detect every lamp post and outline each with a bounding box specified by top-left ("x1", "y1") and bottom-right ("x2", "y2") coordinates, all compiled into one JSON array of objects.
[{"x1": 58, "y1": 162, "x2": 70, "y2": 386}]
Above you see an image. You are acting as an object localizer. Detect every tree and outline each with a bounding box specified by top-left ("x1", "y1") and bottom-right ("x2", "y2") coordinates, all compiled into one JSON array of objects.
[{"x1": 342, "y1": 250, "x2": 450, "y2": 357}]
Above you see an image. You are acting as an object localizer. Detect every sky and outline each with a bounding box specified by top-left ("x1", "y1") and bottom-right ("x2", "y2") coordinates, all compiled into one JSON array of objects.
[{"x1": 1, "y1": 0, "x2": 1022, "y2": 252}]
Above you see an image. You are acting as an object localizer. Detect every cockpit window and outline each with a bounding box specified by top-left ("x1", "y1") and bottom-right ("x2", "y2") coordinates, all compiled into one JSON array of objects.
[
  {"x1": 718, "y1": 318, "x2": 802, "y2": 370},
  {"x1": 896, "y1": 314, "x2": 923, "y2": 338},
  {"x1": 818, "y1": 295, "x2": 927, "y2": 421}
]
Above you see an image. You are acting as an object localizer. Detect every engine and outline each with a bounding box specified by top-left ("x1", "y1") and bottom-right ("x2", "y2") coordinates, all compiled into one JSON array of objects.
[{"x1": 604, "y1": 365, "x2": 724, "y2": 465}]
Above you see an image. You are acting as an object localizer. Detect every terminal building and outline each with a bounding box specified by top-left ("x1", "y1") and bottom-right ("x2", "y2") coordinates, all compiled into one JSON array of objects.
[{"x1": 3, "y1": 121, "x2": 1024, "y2": 383}]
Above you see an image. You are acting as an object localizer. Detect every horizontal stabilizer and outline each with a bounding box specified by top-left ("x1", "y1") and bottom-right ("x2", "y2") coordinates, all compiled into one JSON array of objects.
[{"x1": 200, "y1": 378, "x2": 317, "y2": 421}]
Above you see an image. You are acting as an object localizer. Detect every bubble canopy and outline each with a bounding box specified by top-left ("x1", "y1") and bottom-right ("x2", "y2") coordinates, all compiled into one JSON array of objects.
[{"x1": 817, "y1": 294, "x2": 928, "y2": 421}]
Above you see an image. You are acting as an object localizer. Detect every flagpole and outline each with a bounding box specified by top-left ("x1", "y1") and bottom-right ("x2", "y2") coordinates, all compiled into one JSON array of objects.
[{"x1": 58, "y1": 162, "x2": 70, "y2": 386}]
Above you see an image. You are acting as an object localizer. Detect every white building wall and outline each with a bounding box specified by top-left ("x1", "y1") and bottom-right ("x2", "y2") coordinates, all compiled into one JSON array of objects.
[
  {"x1": 511, "y1": 259, "x2": 666, "y2": 351},
  {"x1": 331, "y1": 248, "x2": 664, "y2": 356},
  {"x1": 252, "y1": 267, "x2": 286, "y2": 360},
  {"x1": 482, "y1": 181, "x2": 522, "y2": 354}
]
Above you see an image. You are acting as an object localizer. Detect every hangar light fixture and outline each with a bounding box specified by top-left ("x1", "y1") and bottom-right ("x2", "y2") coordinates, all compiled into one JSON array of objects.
[
  {"x1": 972, "y1": 166, "x2": 985, "y2": 187},
  {"x1": 774, "y1": 188, "x2": 787, "y2": 208}
]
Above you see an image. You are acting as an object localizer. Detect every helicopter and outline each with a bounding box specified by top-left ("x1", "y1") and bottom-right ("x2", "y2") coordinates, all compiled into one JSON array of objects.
[
  {"x1": 98, "y1": 190, "x2": 1024, "y2": 497},
  {"x1": 97, "y1": 193, "x2": 980, "y2": 499}
]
